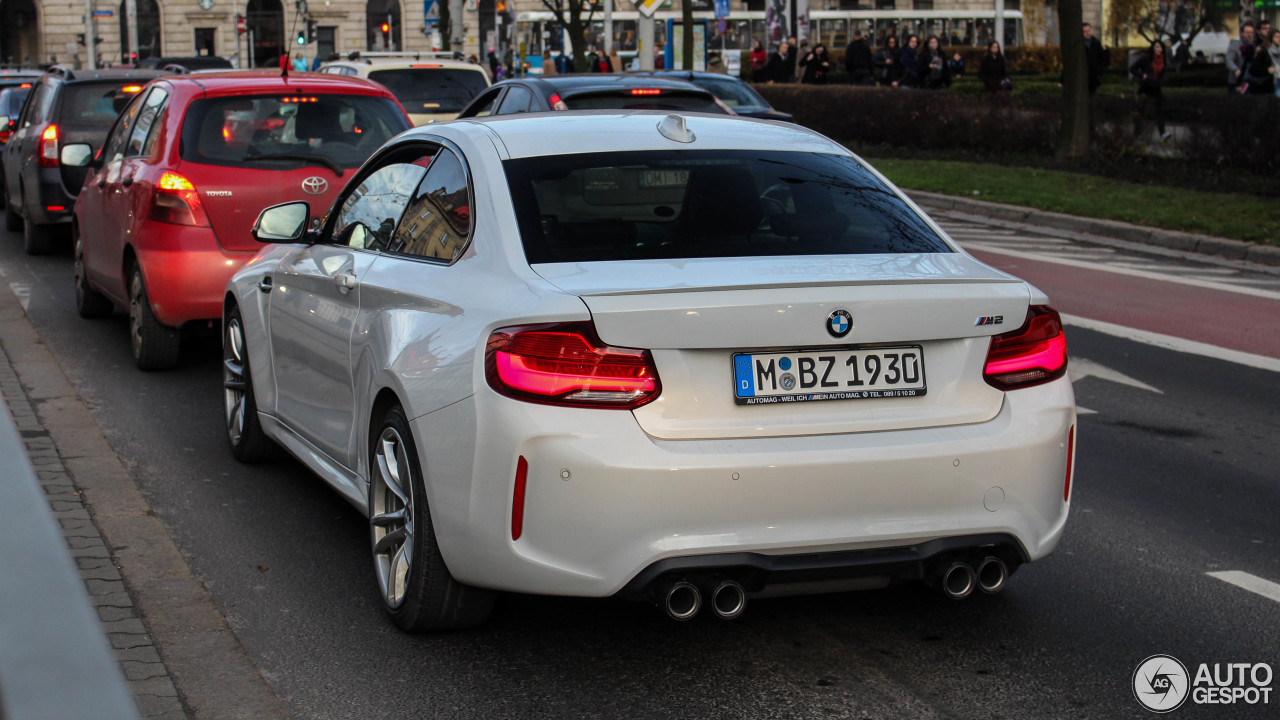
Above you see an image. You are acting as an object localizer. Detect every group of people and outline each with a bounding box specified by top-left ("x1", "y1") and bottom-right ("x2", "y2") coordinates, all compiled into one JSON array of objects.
[{"x1": 1227, "y1": 20, "x2": 1280, "y2": 96}]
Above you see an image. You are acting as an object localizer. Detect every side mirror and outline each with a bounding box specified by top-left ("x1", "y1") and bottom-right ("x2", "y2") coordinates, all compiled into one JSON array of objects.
[
  {"x1": 252, "y1": 201, "x2": 312, "y2": 243},
  {"x1": 60, "y1": 143, "x2": 94, "y2": 167}
]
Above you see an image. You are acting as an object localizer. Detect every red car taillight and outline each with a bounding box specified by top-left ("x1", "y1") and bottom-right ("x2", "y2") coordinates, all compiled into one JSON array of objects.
[
  {"x1": 548, "y1": 93, "x2": 568, "y2": 111},
  {"x1": 485, "y1": 323, "x2": 660, "y2": 409},
  {"x1": 38, "y1": 124, "x2": 58, "y2": 167},
  {"x1": 982, "y1": 306, "x2": 1068, "y2": 390},
  {"x1": 149, "y1": 171, "x2": 211, "y2": 227}
]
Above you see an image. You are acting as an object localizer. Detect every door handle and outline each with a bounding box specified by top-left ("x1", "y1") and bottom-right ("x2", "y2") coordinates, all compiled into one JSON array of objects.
[
  {"x1": 258, "y1": 277, "x2": 273, "y2": 294},
  {"x1": 121, "y1": 176, "x2": 133, "y2": 187},
  {"x1": 333, "y1": 272, "x2": 356, "y2": 293}
]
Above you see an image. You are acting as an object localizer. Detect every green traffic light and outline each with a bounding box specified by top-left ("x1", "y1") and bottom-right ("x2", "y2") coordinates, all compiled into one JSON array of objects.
[{"x1": 296, "y1": 32, "x2": 306, "y2": 45}]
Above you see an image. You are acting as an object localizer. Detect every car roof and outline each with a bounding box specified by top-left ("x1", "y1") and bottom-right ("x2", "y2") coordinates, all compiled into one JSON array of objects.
[
  {"x1": 499, "y1": 74, "x2": 713, "y2": 96},
  {"x1": 46, "y1": 68, "x2": 170, "y2": 84},
  {"x1": 155, "y1": 70, "x2": 397, "y2": 96},
  {"x1": 322, "y1": 57, "x2": 486, "y2": 72},
  {"x1": 435, "y1": 111, "x2": 843, "y2": 159}
]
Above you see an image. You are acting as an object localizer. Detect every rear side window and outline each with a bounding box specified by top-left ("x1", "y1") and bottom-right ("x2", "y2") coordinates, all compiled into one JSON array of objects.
[
  {"x1": 389, "y1": 149, "x2": 472, "y2": 262},
  {"x1": 179, "y1": 94, "x2": 410, "y2": 170},
  {"x1": 59, "y1": 82, "x2": 145, "y2": 127},
  {"x1": 690, "y1": 76, "x2": 768, "y2": 111},
  {"x1": 368, "y1": 68, "x2": 489, "y2": 114},
  {"x1": 127, "y1": 86, "x2": 168, "y2": 156},
  {"x1": 504, "y1": 150, "x2": 951, "y2": 264},
  {"x1": 562, "y1": 92, "x2": 724, "y2": 113}
]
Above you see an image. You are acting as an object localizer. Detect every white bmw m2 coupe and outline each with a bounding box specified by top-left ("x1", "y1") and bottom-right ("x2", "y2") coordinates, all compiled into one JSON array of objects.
[{"x1": 223, "y1": 111, "x2": 1075, "y2": 631}]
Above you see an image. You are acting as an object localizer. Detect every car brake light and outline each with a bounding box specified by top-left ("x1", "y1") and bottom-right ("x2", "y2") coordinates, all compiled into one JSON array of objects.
[
  {"x1": 121, "y1": 85, "x2": 143, "y2": 93},
  {"x1": 150, "y1": 171, "x2": 211, "y2": 227},
  {"x1": 19, "y1": 82, "x2": 32, "y2": 89},
  {"x1": 630, "y1": 88, "x2": 662, "y2": 95},
  {"x1": 983, "y1": 306, "x2": 1068, "y2": 390},
  {"x1": 548, "y1": 93, "x2": 568, "y2": 111},
  {"x1": 485, "y1": 323, "x2": 660, "y2": 409},
  {"x1": 38, "y1": 124, "x2": 58, "y2": 167}
]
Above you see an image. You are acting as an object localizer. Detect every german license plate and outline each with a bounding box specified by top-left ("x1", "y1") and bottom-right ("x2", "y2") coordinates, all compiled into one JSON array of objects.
[{"x1": 733, "y1": 347, "x2": 926, "y2": 405}]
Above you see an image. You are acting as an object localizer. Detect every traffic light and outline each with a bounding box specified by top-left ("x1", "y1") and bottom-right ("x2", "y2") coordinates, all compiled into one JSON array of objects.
[
  {"x1": 381, "y1": 22, "x2": 390, "y2": 36},
  {"x1": 77, "y1": 33, "x2": 85, "y2": 46},
  {"x1": 297, "y1": 30, "x2": 306, "y2": 45},
  {"x1": 307, "y1": 19, "x2": 319, "y2": 43}
]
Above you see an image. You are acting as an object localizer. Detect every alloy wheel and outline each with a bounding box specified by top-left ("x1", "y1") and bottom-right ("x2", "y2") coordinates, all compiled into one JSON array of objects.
[
  {"x1": 223, "y1": 317, "x2": 247, "y2": 446},
  {"x1": 129, "y1": 274, "x2": 144, "y2": 359},
  {"x1": 370, "y1": 427, "x2": 415, "y2": 608}
]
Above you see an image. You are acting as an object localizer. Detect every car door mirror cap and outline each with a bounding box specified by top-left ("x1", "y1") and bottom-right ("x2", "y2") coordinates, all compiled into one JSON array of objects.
[
  {"x1": 60, "y1": 143, "x2": 94, "y2": 167},
  {"x1": 252, "y1": 201, "x2": 312, "y2": 244}
]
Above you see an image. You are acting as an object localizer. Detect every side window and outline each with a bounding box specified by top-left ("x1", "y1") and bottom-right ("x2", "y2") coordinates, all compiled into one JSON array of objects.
[
  {"x1": 127, "y1": 87, "x2": 169, "y2": 157},
  {"x1": 496, "y1": 86, "x2": 533, "y2": 115},
  {"x1": 18, "y1": 83, "x2": 47, "y2": 128},
  {"x1": 464, "y1": 89, "x2": 502, "y2": 118},
  {"x1": 331, "y1": 156, "x2": 432, "y2": 252},
  {"x1": 388, "y1": 148, "x2": 472, "y2": 263},
  {"x1": 101, "y1": 93, "x2": 146, "y2": 165}
]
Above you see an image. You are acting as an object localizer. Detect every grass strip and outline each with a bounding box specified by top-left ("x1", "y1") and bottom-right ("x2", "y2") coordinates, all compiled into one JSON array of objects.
[{"x1": 865, "y1": 157, "x2": 1279, "y2": 245}]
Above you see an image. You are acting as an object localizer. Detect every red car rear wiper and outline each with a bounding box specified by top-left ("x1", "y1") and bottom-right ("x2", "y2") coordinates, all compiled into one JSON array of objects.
[{"x1": 242, "y1": 153, "x2": 344, "y2": 177}]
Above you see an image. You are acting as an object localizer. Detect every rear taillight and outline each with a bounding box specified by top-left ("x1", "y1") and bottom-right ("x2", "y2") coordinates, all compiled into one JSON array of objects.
[
  {"x1": 38, "y1": 124, "x2": 58, "y2": 167},
  {"x1": 149, "y1": 171, "x2": 211, "y2": 227},
  {"x1": 0, "y1": 128, "x2": 11, "y2": 144},
  {"x1": 548, "y1": 93, "x2": 568, "y2": 111},
  {"x1": 485, "y1": 323, "x2": 660, "y2": 409},
  {"x1": 982, "y1": 306, "x2": 1068, "y2": 390}
]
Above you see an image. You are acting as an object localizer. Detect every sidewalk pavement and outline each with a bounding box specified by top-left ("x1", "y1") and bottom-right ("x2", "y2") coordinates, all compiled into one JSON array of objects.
[
  {"x1": 0, "y1": 281, "x2": 289, "y2": 720},
  {"x1": 908, "y1": 190, "x2": 1280, "y2": 268}
]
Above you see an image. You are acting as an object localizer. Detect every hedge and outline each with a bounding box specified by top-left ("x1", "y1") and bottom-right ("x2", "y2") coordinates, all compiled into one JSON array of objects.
[{"x1": 754, "y1": 83, "x2": 1280, "y2": 176}]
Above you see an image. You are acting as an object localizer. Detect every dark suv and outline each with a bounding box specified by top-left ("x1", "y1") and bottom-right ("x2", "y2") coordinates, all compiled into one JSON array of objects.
[
  {"x1": 456, "y1": 74, "x2": 731, "y2": 118},
  {"x1": 3, "y1": 66, "x2": 167, "y2": 254}
]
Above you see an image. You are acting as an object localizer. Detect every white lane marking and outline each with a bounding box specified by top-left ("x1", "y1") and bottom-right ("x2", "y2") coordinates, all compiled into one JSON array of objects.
[
  {"x1": 1207, "y1": 571, "x2": 1280, "y2": 605},
  {"x1": 1063, "y1": 314, "x2": 1280, "y2": 374},
  {"x1": 9, "y1": 282, "x2": 29, "y2": 312},
  {"x1": 1069, "y1": 357, "x2": 1163, "y2": 394},
  {"x1": 963, "y1": 242, "x2": 1280, "y2": 301}
]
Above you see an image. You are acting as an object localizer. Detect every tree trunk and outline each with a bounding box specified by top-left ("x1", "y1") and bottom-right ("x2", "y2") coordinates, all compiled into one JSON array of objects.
[
  {"x1": 439, "y1": 0, "x2": 452, "y2": 51},
  {"x1": 681, "y1": 0, "x2": 694, "y2": 70},
  {"x1": 569, "y1": 8, "x2": 586, "y2": 72},
  {"x1": 1057, "y1": 0, "x2": 1090, "y2": 159}
]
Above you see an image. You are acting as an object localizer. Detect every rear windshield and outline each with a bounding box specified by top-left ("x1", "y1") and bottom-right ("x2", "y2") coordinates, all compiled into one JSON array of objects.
[
  {"x1": 368, "y1": 68, "x2": 488, "y2": 113},
  {"x1": 688, "y1": 76, "x2": 768, "y2": 111},
  {"x1": 59, "y1": 82, "x2": 145, "y2": 127},
  {"x1": 1, "y1": 89, "x2": 30, "y2": 116},
  {"x1": 505, "y1": 150, "x2": 951, "y2": 264},
  {"x1": 179, "y1": 94, "x2": 410, "y2": 171},
  {"x1": 563, "y1": 92, "x2": 724, "y2": 113}
]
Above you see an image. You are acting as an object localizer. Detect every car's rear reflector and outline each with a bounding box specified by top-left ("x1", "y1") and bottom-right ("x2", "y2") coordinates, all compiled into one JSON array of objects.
[
  {"x1": 486, "y1": 323, "x2": 660, "y2": 409},
  {"x1": 630, "y1": 88, "x2": 662, "y2": 95},
  {"x1": 1063, "y1": 425, "x2": 1075, "y2": 502},
  {"x1": 511, "y1": 456, "x2": 528, "y2": 541},
  {"x1": 982, "y1": 305, "x2": 1068, "y2": 390},
  {"x1": 45, "y1": 205, "x2": 66, "y2": 212}
]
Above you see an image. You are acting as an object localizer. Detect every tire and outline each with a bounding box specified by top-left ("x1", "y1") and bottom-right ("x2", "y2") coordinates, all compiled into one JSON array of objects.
[
  {"x1": 22, "y1": 216, "x2": 55, "y2": 256},
  {"x1": 369, "y1": 404, "x2": 495, "y2": 632},
  {"x1": 128, "y1": 265, "x2": 181, "y2": 371},
  {"x1": 3, "y1": 182, "x2": 21, "y2": 232},
  {"x1": 74, "y1": 229, "x2": 113, "y2": 319},
  {"x1": 223, "y1": 303, "x2": 280, "y2": 462}
]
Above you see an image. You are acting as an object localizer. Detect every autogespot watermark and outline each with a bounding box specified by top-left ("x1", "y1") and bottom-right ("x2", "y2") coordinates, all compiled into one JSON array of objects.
[{"x1": 1133, "y1": 655, "x2": 1273, "y2": 713}]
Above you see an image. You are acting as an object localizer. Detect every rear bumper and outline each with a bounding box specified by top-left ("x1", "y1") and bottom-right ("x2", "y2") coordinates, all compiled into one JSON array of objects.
[
  {"x1": 415, "y1": 375, "x2": 1076, "y2": 598},
  {"x1": 134, "y1": 223, "x2": 258, "y2": 328},
  {"x1": 26, "y1": 171, "x2": 77, "y2": 225}
]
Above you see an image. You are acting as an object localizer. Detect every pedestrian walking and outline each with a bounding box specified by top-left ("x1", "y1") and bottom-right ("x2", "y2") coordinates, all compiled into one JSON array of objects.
[
  {"x1": 750, "y1": 39, "x2": 768, "y2": 83},
  {"x1": 1082, "y1": 23, "x2": 1109, "y2": 95},
  {"x1": 292, "y1": 53, "x2": 308, "y2": 72},
  {"x1": 1134, "y1": 40, "x2": 1170, "y2": 140},
  {"x1": 555, "y1": 49, "x2": 574, "y2": 74},
  {"x1": 766, "y1": 42, "x2": 794, "y2": 83},
  {"x1": 919, "y1": 35, "x2": 951, "y2": 89},
  {"x1": 1245, "y1": 29, "x2": 1280, "y2": 95},
  {"x1": 874, "y1": 36, "x2": 900, "y2": 87},
  {"x1": 845, "y1": 31, "x2": 873, "y2": 85},
  {"x1": 1227, "y1": 23, "x2": 1256, "y2": 94},
  {"x1": 978, "y1": 41, "x2": 1011, "y2": 95},
  {"x1": 897, "y1": 35, "x2": 920, "y2": 88},
  {"x1": 799, "y1": 43, "x2": 832, "y2": 84}
]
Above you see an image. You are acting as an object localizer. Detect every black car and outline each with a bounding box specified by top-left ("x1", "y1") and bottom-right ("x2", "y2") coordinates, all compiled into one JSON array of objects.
[
  {"x1": 456, "y1": 74, "x2": 731, "y2": 118},
  {"x1": 136, "y1": 56, "x2": 235, "y2": 73},
  {"x1": 630, "y1": 70, "x2": 793, "y2": 122},
  {"x1": 3, "y1": 66, "x2": 167, "y2": 253}
]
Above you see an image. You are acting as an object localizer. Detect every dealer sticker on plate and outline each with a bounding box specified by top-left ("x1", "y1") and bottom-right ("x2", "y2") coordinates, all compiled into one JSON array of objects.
[{"x1": 733, "y1": 347, "x2": 926, "y2": 405}]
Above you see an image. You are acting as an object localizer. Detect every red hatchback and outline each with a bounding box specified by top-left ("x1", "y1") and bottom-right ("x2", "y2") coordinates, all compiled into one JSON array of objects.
[{"x1": 70, "y1": 71, "x2": 411, "y2": 369}]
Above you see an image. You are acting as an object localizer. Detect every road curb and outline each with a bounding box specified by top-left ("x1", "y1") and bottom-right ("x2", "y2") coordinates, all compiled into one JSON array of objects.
[
  {"x1": 0, "y1": 286, "x2": 290, "y2": 720},
  {"x1": 906, "y1": 190, "x2": 1279, "y2": 267}
]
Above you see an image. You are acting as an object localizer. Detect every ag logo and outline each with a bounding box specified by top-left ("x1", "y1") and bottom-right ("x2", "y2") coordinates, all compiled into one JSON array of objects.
[
  {"x1": 1134, "y1": 655, "x2": 1190, "y2": 713},
  {"x1": 827, "y1": 309, "x2": 852, "y2": 338}
]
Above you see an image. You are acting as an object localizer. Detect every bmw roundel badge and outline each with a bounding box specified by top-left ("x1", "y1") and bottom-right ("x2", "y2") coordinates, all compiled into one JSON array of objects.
[{"x1": 827, "y1": 309, "x2": 853, "y2": 338}]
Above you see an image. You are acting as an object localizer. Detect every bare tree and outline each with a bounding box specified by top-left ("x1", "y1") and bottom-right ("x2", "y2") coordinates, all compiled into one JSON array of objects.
[
  {"x1": 1108, "y1": 0, "x2": 1229, "y2": 47},
  {"x1": 1057, "y1": 0, "x2": 1089, "y2": 159},
  {"x1": 539, "y1": 0, "x2": 599, "y2": 71},
  {"x1": 682, "y1": 0, "x2": 694, "y2": 69}
]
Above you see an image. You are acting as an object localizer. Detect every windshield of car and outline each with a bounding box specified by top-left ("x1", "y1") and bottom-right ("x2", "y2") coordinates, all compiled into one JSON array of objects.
[
  {"x1": 563, "y1": 92, "x2": 725, "y2": 113},
  {"x1": 368, "y1": 68, "x2": 489, "y2": 113},
  {"x1": 505, "y1": 150, "x2": 951, "y2": 264},
  {"x1": 179, "y1": 94, "x2": 410, "y2": 171},
  {"x1": 688, "y1": 76, "x2": 769, "y2": 111},
  {"x1": 59, "y1": 82, "x2": 145, "y2": 127}
]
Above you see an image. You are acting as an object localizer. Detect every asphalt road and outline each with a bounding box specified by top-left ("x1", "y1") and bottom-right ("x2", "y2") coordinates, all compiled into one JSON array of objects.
[{"x1": 2, "y1": 221, "x2": 1278, "y2": 719}]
